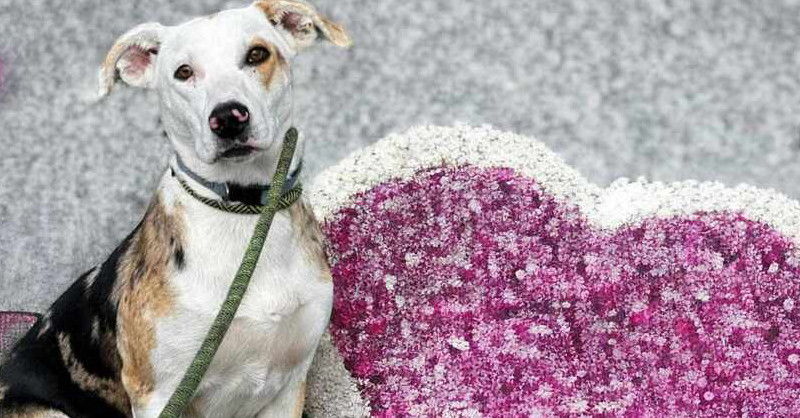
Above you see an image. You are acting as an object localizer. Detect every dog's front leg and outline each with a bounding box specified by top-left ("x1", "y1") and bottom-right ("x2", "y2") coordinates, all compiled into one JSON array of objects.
[
  {"x1": 129, "y1": 388, "x2": 198, "y2": 418},
  {"x1": 130, "y1": 398, "x2": 170, "y2": 418},
  {"x1": 256, "y1": 378, "x2": 307, "y2": 418},
  {"x1": 130, "y1": 382, "x2": 306, "y2": 418}
]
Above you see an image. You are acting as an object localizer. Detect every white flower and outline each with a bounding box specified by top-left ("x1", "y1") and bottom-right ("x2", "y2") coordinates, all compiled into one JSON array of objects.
[
  {"x1": 447, "y1": 336, "x2": 470, "y2": 351},
  {"x1": 530, "y1": 324, "x2": 554, "y2": 336},
  {"x1": 784, "y1": 298, "x2": 795, "y2": 312},
  {"x1": 695, "y1": 290, "x2": 710, "y2": 302}
]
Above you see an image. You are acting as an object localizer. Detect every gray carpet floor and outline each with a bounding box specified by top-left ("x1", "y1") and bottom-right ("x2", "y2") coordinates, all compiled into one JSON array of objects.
[{"x1": 2, "y1": 0, "x2": 800, "y2": 313}]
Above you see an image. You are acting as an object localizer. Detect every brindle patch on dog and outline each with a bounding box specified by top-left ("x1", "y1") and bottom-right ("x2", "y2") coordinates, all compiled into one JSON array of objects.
[
  {"x1": 0, "y1": 194, "x2": 184, "y2": 418},
  {"x1": 116, "y1": 194, "x2": 184, "y2": 408},
  {"x1": 0, "y1": 405, "x2": 71, "y2": 418},
  {"x1": 0, "y1": 264, "x2": 133, "y2": 417},
  {"x1": 289, "y1": 199, "x2": 331, "y2": 281},
  {"x1": 83, "y1": 265, "x2": 101, "y2": 294},
  {"x1": 56, "y1": 332, "x2": 128, "y2": 412}
]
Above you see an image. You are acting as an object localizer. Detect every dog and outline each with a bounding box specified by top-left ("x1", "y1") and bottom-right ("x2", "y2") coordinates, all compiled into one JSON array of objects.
[{"x1": 0, "y1": 1, "x2": 351, "y2": 417}]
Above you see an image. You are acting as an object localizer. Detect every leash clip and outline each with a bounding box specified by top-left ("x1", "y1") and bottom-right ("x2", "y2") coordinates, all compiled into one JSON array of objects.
[{"x1": 221, "y1": 183, "x2": 231, "y2": 202}]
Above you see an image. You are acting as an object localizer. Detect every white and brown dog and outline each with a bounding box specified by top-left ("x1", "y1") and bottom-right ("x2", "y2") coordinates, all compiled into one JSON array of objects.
[{"x1": 0, "y1": 1, "x2": 350, "y2": 417}]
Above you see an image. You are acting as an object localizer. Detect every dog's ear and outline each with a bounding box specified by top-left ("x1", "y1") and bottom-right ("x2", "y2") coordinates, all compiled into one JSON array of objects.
[
  {"x1": 97, "y1": 22, "x2": 165, "y2": 98},
  {"x1": 255, "y1": 0, "x2": 352, "y2": 51}
]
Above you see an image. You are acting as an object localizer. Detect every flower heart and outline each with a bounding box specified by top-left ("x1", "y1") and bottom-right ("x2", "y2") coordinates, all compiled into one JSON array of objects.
[{"x1": 306, "y1": 125, "x2": 800, "y2": 418}]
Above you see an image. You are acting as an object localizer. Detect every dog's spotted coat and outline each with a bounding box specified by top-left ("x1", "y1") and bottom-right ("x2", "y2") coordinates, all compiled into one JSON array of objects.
[{"x1": 0, "y1": 1, "x2": 350, "y2": 417}]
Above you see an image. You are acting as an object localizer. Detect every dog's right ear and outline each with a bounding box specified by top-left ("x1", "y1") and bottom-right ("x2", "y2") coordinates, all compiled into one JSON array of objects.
[
  {"x1": 97, "y1": 22, "x2": 165, "y2": 99},
  {"x1": 254, "y1": 0, "x2": 352, "y2": 52}
]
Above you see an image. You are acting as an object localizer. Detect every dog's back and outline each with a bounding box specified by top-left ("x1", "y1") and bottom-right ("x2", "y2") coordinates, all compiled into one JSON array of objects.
[{"x1": 0, "y1": 228, "x2": 140, "y2": 418}]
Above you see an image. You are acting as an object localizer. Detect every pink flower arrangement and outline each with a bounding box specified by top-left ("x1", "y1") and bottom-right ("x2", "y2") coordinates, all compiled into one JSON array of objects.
[
  {"x1": 324, "y1": 165, "x2": 800, "y2": 417},
  {"x1": 0, "y1": 312, "x2": 38, "y2": 360}
]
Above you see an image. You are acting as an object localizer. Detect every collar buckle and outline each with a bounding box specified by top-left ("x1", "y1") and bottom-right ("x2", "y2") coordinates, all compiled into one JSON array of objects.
[{"x1": 221, "y1": 183, "x2": 231, "y2": 202}]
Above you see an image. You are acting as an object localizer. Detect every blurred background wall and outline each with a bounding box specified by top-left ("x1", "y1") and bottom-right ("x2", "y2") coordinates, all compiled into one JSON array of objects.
[{"x1": 2, "y1": 0, "x2": 800, "y2": 310}]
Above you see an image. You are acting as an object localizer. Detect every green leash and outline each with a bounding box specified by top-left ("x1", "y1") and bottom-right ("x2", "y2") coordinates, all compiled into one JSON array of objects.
[{"x1": 158, "y1": 127, "x2": 300, "y2": 418}]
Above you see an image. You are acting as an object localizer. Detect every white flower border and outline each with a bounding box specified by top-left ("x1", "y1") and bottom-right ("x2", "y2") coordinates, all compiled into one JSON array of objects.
[
  {"x1": 304, "y1": 124, "x2": 800, "y2": 417},
  {"x1": 309, "y1": 124, "x2": 800, "y2": 242}
]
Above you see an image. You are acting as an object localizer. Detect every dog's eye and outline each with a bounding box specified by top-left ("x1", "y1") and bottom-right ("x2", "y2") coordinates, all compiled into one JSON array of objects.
[
  {"x1": 174, "y1": 64, "x2": 194, "y2": 81},
  {"x1": 245, "y1": 46, "x2": 270, "y2": 66}
]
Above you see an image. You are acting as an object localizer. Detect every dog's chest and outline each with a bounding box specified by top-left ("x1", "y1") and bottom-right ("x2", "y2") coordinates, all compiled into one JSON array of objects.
[{"x1": 150, "y1": 190, "x2": 332, "y2": 416}]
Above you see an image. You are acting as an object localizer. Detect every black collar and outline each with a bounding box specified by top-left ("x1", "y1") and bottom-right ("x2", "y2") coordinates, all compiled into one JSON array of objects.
[{"x1": 173, "y1": 155, "x2": 302, "y2": 206}]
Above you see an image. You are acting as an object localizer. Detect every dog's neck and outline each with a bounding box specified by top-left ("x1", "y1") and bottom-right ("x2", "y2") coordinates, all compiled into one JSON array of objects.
[{"x1": 168, "y1": 122, "x2": 303, "y2": 206}]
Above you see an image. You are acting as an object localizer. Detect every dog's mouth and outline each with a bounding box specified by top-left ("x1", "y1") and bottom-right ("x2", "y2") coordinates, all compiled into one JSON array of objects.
[{"x1": 220, "y1": 145, "x2": 257, "y2": 159}]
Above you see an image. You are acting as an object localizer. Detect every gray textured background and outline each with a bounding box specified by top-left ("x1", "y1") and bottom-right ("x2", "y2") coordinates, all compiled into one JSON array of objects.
[{"x1": 2, "y1": 0, "x2": 800, "y2": 310}]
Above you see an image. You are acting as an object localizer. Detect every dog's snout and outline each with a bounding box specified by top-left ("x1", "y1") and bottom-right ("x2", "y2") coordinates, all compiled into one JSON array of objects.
[{"x1": 209, "y1": 101, "x2": 250, "y2": 139}]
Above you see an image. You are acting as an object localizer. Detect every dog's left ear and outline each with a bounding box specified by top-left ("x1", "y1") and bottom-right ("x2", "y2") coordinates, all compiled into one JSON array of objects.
[
  {"x1": 97, "y1": 22, "x2": 165, "y2": 99},
  {"x1": 255, "y1": 0, "x2": 352, "y2": 51}
]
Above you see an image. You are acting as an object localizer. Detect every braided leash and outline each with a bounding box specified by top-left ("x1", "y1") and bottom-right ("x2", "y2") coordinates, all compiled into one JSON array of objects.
[{"x1": 158, "y1": 127, "x2": 300, "y2": 418}]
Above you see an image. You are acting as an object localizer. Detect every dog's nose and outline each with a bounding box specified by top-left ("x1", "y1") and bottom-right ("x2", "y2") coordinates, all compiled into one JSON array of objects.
[{"x1": 209, "y1": 101, "x2": 250, "y2": 139}]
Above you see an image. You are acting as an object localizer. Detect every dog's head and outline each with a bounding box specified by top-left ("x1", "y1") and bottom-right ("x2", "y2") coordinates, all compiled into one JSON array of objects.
[{"x1": 98, "y1": 0, "x2": 351, "y2": 184}]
